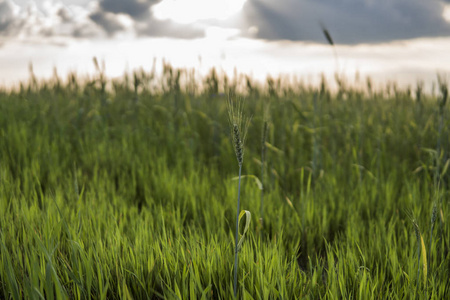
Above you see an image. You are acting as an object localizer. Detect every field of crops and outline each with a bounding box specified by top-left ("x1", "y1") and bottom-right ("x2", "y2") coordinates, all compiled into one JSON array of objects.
[{"x1": 0, "y1": 65, "x2": 449, "y2": 299}]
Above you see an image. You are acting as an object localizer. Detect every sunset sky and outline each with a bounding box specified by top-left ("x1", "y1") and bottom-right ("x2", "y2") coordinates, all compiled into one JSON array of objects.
[{"x1": 1, "y1": 0, "x2": 450, "y2": 89}]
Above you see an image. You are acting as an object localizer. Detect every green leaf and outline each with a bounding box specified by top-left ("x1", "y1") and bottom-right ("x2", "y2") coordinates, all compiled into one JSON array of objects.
[
  {"x1": 441, "y1": 159, "x2": 450, "y2": 177},
  {"x1": 420, "y1": 234, "x2": 427, "y2": 286},
  {"x1": 0, "y1": 236, "x2": 20, "y2": 300},
  {"x1": 264, "y1": 142, "x2": 283, "y2": 155},
  {"x1": 232, "y1": 175, "x2": 263, "y2": 190},
  {"x1": 237, "y1": 210, "x2": 251, "y2": 252}
]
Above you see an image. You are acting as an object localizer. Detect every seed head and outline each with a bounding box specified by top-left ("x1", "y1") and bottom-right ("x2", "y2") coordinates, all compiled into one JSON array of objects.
[
  {"x1": 233, "y1": 123, "x2": 244, "y2": 166},
  {"x1": 431, "y1": 201, "x2": 438, "y2": 226},
  {"x1": 437, "y1": 74, "x2": 448, "y2": 109},
  {"x1": 406, "y1": 210, "x2": 421, "y2": 240},
  {"x1": 228, "y1": 98, "x2": 251, "y2": 167}
]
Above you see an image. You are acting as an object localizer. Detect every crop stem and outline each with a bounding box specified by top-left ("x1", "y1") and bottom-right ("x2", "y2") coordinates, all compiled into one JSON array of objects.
[{"x1": 233, "y1": 164, "x2": 242, "y2": 297}]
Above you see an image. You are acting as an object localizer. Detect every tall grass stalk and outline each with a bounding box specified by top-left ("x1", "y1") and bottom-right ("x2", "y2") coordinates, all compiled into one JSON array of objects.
[
  {"x1": 409, "y1": 214, "x2": 427, "y2": 295},
  {"x1": 435, "y1": 75, "x2": 447, "y2": 254},
  {"x1": 321, "y1": 24, "x2": 339, "y2": 72},
  {"x1": 260, "y1": 115, "x2": 269, "y2": 232},
  {"x1": 435, "y1": 79, "x2": 446, "y2": 186},
  {"x1": 428, "y1": 198, "x2": 437, "y2": 277},
  {"x1": 234, "y1": 163, "x2": 242, "y2": 297},
  {"x1": 227, "y1": 98, "x2": 250, "y2": 297},
  {"x1": 312, "y1": 93, "x2": 319, "y2": 178},
  {"x1": 93, "y1": 57, "x2": 107, "y2": 106}
]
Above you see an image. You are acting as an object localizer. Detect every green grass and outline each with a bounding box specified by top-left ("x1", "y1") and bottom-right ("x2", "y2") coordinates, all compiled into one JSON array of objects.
[{"x1": 0, "y1": 66, "x2": 449, "y2": 299}]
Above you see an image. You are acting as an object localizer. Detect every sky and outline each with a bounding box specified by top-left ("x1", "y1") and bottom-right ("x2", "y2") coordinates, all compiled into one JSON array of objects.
[{"x1": 1, "y1": 0, "x2": 450, "y2": 90}]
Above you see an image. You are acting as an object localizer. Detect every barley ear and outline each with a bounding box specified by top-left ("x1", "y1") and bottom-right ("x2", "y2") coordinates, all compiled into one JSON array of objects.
[
  {"x1": 228, "y1": 98, "x2": 251, "y2": 166},
  {"x1": 431, "y1": 201, "x2": 438, "y2": 227}
]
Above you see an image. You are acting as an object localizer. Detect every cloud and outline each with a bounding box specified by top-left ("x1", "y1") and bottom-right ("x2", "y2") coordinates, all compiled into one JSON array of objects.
[
  {"x1": 89, "y1": 11, "x2": 125, "y2": 35},
  {"x1": 5, "y1": 0, "x2": 446, "y2": 44},
  {"x1": 136, "y1": 18, "x2": 204, "y2": 38},
  {"x1": 90, "y1": 0, "x2": 204, "y2": 38},
  {"x1": 98, "y1": 0, "x2": 158, "y2": 19},
  {"x1": 0, "y1": 0, "x2": 19, "y2": 35},
  {"x1": 0, "y1": 0, "x2": 104, "y2": 42},
  {"x1": 239, "y1": 0, "x2": 450, "y2": 44},
  {"x1": 0, "y1": 0, "x2": 203, "y2": 44}
]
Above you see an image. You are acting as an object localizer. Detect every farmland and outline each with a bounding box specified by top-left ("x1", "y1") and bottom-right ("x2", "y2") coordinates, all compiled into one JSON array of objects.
[{"x1": 0, "y1": 65, "x2": 449, "y2": 299}]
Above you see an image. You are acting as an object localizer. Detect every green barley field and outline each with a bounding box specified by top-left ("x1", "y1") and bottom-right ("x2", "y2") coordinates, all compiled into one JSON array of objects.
[{"x1": 0, "y1": 64, "x2": 449, "y2": 299}]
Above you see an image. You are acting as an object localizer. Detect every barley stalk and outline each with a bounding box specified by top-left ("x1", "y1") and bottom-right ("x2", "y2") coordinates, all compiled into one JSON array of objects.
[
  {"x1": 410, "y1": 215, "x2": 427, "y2": 292},
  {"x1": 435, "y1": 75, "x2": 447, "y2": 260},
  {"x1": 260, "y1": 118, "x2": 269, "y2": 231},
  {"x1": 428, "y1": 199, "x2": 437, "y2": 280},
  {"x1": 227, "y1": 98, "x2": 250, "y2": 297}
]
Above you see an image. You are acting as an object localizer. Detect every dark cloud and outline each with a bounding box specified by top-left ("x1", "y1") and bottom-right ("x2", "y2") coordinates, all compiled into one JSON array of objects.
[
  {"x1": 72, "y1": 23, "x2": 101, "y2": 38},
  {"x1": 0, "y1": 0, "x2": 16, "y2": 35},
  {"x1": 89, "y1": 11, "x2": 124, "y2": 35},
  {"x1": 90, "y1": 0, "x2": 204, "y2": 39},
  {"x1": 240, "y1": 0, "x2": 450, "y2": 44},
  {"x1": 98, "y1": 0, "x2": 159, "y2": 19},
  {"x1": 57, "y1": 7, "x2": 72, "y2": 22},
  {"x1": 0, "y1": 0, "x2": 204, "y2": 42}
]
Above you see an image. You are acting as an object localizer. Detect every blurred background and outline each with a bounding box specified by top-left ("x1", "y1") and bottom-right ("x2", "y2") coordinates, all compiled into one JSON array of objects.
[{"x1": 1, "y1": 0, "x2": 450, "y2": 90}]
